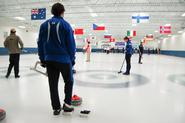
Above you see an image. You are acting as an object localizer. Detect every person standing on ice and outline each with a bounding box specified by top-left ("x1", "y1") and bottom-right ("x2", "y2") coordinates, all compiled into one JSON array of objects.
[
  {"x1": 37, "y1": 3, "x2": 76, "y2": 115},
  {"x1": 4, "y1": 28, "x2": 24, "y2": 78},
  {"x1": 138, "y1": 42, "x2": 144, "y2": 64},
  {"x1": 123, "y1": 36, "x2": 133, "y2": 75},
  {"x1": 84, "y1": 41, "x2": 91, "y2": 62}
]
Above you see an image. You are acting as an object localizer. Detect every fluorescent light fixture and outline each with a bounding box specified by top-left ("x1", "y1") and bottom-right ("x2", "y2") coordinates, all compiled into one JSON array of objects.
[
  {"x1": 91, "y1": 13, "x2": 98, "y2": 17},
  {"x1": 178, "y1": 31, "x2": 183, "y2": 33},
  {"x1": 155, "y1": 30, "x2": 158, "y2": 33},
  {"x1": 132, "y1": 24, "x2": 137, "y2": 27},
  {"x1": 14, "y1": 17, "x2": 26, "y2": 21},
  {"x1": 18, "y1": 26, "x2": 26, "y2": 29},
  {"x1": 165, "y1": 24, "x2": 171, "y2": 26},
  {"x1": 181, "y1": 13, "x2": 185, "y2": 17},
  {"x1": 168, "y1": 34, "x2": 172, "y2": 37},
  {"x1": 89, "y1": 33, "x2": 92, "y2": 36}
]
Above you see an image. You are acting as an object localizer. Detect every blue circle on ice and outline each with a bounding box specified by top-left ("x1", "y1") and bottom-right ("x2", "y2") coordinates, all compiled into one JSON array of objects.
[{"x1": 74, "y1": 70, "x2": 149, "y2": 88}]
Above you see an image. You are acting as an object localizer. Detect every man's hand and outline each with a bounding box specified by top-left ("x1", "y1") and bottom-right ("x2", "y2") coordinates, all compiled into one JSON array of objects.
[{"x1": 41, "y1": 61, "x2": 46, "y2": 68}]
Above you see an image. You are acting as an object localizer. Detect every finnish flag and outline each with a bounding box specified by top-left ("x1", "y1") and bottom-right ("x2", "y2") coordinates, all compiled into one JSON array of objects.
[{"x1": 132, "y1": 13, "x2": 149, "y2": 23}]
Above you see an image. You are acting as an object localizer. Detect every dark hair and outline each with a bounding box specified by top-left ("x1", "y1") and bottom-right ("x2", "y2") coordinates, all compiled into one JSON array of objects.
[
  {"x1": 10, "y1": 30, "x2": 16, "y2": 34},
  {"x1": 51, "y1": 3, "x2": 65, "y2": 16},
  {"x1": 124, "y1": 36, "x2": 129, "y2": 40}
]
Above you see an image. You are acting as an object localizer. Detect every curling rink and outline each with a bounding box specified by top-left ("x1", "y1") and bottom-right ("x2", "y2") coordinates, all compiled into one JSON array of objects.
[
  {"x1": 0, "y1": 53, "x2": 185, "y2": 123},
  {"x1": 1, "y1": 0, "x2": 185, "y2": 122}
]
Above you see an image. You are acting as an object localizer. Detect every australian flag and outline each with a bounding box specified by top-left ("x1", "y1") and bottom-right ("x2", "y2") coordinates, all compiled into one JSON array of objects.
[{"x1": 31, "y1": 8, "x2": 46, "y2": 20}]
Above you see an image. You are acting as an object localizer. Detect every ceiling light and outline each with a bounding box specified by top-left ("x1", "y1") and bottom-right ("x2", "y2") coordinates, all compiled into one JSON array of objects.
[
  {"x1": 14, "y1": 17, "x2": 26, "y2": 21},
  {"x1": 18, "y1": 26, "x2": 26, "y2": 29},
  {"x1": 168, "y1": 35, "x2": 172, "y2": 37},
  {"x1": 91, "y1": 13, "x2": 98, "y2": 17},
  {"x1": 132, "y1": 24, "x2": 137, "y2": 27},
  {"x1": 181, "y1": 13, "x2": 185, "y2": 17},
  {"x1": 155, "y1": 30, "x2": 158, "y2": 33},
  {"x1": 165, "y1": 24, "x2": 171, "y2": 26}
]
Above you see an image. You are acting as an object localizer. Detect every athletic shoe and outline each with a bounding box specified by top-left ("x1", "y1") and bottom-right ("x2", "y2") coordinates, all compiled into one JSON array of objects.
[
  {"x1": 15, "y1": 75, "x2": 20, "y2": 78},
  {"x1": 53, "y1": 108, "x2": 62, "y2": 115},
  {"x1": 62, "y1": 103, "x2": 74, "y2": 113},
  {"x1": 123, "y1": 72, "x2": 130, "y2": 75},
  {"x1": 5, "y1": 75, "x2": 9, "y2": 78}
]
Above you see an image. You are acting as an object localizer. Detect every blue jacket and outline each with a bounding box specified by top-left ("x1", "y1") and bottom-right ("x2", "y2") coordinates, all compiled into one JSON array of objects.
[
  {"x1": 125, "y1": 40, "x2": 133, "y2": 55},
  {"x1": 37, "y1": 16, "x2": 76, "y2": 64}
]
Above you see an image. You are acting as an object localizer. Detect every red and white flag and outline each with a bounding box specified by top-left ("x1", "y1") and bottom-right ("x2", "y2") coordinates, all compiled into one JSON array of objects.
[
  {"x1": 145, "y1": 34, "x2": 154, "y2": 41},
  {"x1": 104, "y1": 34, "x2": 112, "y2": 39},
  {"x1": 74, "y1": 28, "x2": 84, "y2": 35},
  {"x1": 160, "y1": 25, "x2": 171, "y2": 34}
]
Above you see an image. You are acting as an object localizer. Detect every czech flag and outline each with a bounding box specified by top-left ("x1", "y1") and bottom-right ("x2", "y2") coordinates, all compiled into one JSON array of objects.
[
  {"x1": 74, "y1": 28, "x2": 84, "y2": 35},
  {"x1": 93, "y1": 24, "x2": 105, "y2": 31}
]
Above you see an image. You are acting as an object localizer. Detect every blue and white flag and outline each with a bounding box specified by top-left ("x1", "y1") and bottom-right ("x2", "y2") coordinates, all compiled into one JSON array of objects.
[
  {"x1": 31, "y1": 8, "x2": 46, "y2": 20},
  {"x1": 132, "y1": 13, "x2": 149, "y2": 23}
]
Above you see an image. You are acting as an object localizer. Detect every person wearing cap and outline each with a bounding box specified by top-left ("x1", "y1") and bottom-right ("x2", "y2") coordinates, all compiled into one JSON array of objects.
[
  {"x1": 138, "y1": 42, "x2": 144, "y2": 64},
  {"x1": 4, "y1": 28, "x2": 24, "y2": 78},
  {"x1": 37, "y1": 3, "x2": 76, "y2": 115},
  {"x1": 123, "y1": 36, "x2": 133, "y2": 75}
]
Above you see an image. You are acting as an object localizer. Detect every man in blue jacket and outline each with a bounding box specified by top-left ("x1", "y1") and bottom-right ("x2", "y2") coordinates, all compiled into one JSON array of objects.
[
  {"x1": 123, "y1": 36, "x2": 133, "y2": 75},
  {"x1": 37, "y1": 3, "x2": 76, "y2": 115}
]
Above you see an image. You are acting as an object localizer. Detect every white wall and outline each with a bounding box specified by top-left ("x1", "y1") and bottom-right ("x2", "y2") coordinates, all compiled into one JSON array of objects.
[
  {"x1": 0, "y1": 26, "x2": 38, "y2": 47},
  {"x1": 160, "y1": 32, "x2": 185, "y2": 51},
  {"x1": 144, "y1": 40, "x2": 159, "y2": 49}
]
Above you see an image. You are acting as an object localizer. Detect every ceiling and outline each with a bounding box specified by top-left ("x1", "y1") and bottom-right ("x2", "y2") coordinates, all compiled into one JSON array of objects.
[{"x1": 0, "y1": 0, "x2": 185, "y2": 41}]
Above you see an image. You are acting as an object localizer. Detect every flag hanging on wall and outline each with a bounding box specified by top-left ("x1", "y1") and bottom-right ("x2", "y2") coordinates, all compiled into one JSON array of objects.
[
  {"x1": 104, "y1": 34, "x2": 112, "y2": 38},
  {"x1": 31, "y1": 8, "x2": 46, "y2": 20},
  {"x1": 93, "y1": 24, "x2": 105, "y2": 30},
  {"x1": 109, "y1": 37, "x2": 115, "y2": 42},
  {"x1": 127, "y1": 30, "x2": 136, "y2": 37},
  {"x1": 160, "y1": 25, "x2": 171, "y2": 34},
  {"x1": 145, "y1": 34, "x2": 154, "y2": 41},
  {"x1": 74, "y1": 28, "x2": 84, "y2": 35},
  {"x1": 132, "y1": 13, "x2": 149, "y2": 23}
]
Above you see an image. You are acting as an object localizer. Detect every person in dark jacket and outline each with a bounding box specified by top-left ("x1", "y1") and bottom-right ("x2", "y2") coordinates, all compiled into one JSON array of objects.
[
  {"x1": 138, "y1": 42, "x2": 144, "y2": 64},
  {"x1": 37, "y1": 3, "x2": 76, "y2": 115},
  {"x1": 4, "y1": 28, "x2": 24, "y2": 78},
  {"x1": 123, "y1": 36, "x2": 133, "y2": 75}
]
